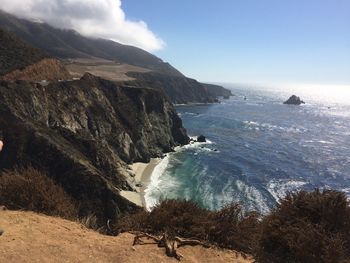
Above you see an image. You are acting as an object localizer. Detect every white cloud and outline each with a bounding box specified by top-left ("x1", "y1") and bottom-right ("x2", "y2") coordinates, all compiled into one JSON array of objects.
[{"x1": 0, "y1": 0, "x2": 165, "y2": 52}]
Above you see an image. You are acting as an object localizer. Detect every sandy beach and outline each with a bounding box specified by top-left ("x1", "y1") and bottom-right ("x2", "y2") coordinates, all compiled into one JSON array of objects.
[{"x1": 120, "y1": 158, "x2": 161, "y2": 208}]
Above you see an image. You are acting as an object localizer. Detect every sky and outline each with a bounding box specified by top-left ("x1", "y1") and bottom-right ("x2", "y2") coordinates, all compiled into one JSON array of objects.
[
  {"x1": 122, "y1": 0, "x2": 350, "y2": 85},
  {"x1": 1, "y1": 0, "x2": 349, "y2": 85}
]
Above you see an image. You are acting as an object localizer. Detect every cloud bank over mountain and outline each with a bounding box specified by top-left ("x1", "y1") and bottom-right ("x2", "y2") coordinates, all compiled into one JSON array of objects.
[{"x1": 0, "y1": 0, "x2": 165, "y2": 52}]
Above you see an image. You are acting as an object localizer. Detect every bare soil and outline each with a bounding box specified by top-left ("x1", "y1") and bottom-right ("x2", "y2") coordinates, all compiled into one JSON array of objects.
[
  {"x1": 64, "y1": 58, "x2": 150, "y2": 81},
  {"x1": 0, "y1": 210, "x2": 254, "y2": 262}
]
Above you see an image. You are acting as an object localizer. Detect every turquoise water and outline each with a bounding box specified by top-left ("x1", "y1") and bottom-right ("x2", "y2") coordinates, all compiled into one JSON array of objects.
[{"x1": 145, "y1": 84, "x2": 350, "y2": 213}]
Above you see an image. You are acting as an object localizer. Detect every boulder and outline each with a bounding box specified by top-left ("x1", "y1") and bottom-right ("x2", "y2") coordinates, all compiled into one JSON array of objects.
[
  {"x1": 283, "y1": 95, "x2": 305, "y2": 105},
  {"x1": 197, "y1": 135, "x2": 206, "y2": 143}
]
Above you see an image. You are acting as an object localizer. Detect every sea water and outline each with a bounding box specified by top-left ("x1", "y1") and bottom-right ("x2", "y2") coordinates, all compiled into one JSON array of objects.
[{"x1": 145, "y1": 83, "x2": 350, "y2": 213}]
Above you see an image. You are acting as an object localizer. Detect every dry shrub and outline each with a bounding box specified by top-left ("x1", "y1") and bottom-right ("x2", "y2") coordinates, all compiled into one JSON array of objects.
[
  {"x1": 256, "y1": 189, "x2": 350, "y2": 263},
  {"x1": 79, "y1": 214, "x2": 108, "y2": 233},
  {"x1": 209, "y1": 203, "x2": 260, "y2": 252},
  {"x1": 146, "y1": 200, "x2": 210, "y2": 239},
  {"x1": 0, "y1": 166, "x2": 78, "y2": 219},
  {"x1": 115, "y1": 209, "x2": 149, "y2": 233},
  {"x1": 115, "y1": 199, "x2": 260, "y2": 254}
]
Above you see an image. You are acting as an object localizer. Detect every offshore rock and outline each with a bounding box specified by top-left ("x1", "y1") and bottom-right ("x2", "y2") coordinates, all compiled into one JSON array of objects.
[
  {"x1": 283, "y1": 95, "x2": 305, "y2": 105},
  {"x1": 197, "y1": 135, "x2": 206, "y2": 143}
]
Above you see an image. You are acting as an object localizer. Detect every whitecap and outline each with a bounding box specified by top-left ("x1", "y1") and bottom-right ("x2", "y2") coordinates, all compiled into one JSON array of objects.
[
  {"x1": 144, "y1": 155, "x2": 170, "y2": 211},
  {"x1": 267, "y1": 179, "x2": 307, "y2": 203}
]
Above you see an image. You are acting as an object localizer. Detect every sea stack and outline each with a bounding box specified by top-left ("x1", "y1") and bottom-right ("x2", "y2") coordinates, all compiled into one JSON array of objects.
[
  {"x1": 197, "y1": 135, "x2": 206, "y2": 142},
  {"x1": 283, "y1": 95, "x2": 305, "y2": 105}
]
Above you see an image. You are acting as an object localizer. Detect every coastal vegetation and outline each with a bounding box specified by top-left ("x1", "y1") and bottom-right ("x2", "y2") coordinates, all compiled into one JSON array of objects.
[
  {"x1": 116, "y1": 189, "x2": 350, "y2": 262},
  {"x1": 0, "y1": 167, "x2": 77, "y2": 220},
  {"x1": 1, "y1": 166, "x2": 349, "y2": 262}
]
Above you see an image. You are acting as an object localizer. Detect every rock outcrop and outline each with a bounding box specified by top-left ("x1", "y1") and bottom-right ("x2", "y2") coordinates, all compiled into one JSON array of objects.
[
  {"x1": 0, "y1": 73, "x2": 189, "y2": 224},
  {"x1": 197, "y1": 135, "x2": 206, "y2": 143},
  {"x1": 283, "y1": 95, "x2": 305, "y2": 105}
]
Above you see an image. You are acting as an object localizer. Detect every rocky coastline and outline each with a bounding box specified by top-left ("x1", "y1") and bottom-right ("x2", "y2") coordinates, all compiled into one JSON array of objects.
[{"x1": 0, "y1": 72, "x2": 189, "y2": 225}]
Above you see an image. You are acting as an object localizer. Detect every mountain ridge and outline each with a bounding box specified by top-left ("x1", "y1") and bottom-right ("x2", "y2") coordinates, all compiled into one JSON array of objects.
[
  {"x1": 0, "y1": 10, "x2": 233, "y2": 103},
  {"x1": 0, "y1": 10, "x2": 183, "y2": 77}
]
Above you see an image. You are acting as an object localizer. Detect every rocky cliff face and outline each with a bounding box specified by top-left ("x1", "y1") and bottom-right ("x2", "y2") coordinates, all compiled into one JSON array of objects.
[
  {"x1": 2, "y1": 58, "x2": 71, "y2": 82},
  {"x1": 0, "y1": 73, "x2": 189, "y2": 224}
]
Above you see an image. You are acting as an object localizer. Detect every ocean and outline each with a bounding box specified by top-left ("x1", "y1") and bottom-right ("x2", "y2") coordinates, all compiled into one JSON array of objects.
[{"x1": 144, "y1": 83, "x2": 350, "y2": 213}]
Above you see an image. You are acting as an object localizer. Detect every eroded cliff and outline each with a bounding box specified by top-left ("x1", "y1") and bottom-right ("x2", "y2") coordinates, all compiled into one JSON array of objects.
[{"x1": 0, "y1": 73, "x2": 189, "y2": 224}]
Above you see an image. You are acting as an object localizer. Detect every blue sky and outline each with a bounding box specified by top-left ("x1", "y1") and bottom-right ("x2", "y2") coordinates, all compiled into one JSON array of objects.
[{"x1": 123, "y1": 0, "x2": 350, "y2": 85}]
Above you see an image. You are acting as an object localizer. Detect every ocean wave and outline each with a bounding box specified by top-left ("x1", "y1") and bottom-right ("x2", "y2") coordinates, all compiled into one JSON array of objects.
[
  {"x1": 144, "y1": 155, "x2": 170, "y2": 211},
  {"x1": 235, "y1": 180, "x2": 271, "y2": 214},
  {"x1": 267, "y1": 179, "x2": 307, "y2": 203},
  {"x1": 242, "y1": 120, "x2": 307, "y2": 133},
  {"x1": 206, "y1": 178, "x2": 271, "y2": 214},
  {"x1": 175, "y1": 136, "x2": 217, "y2": 153},
  {"x1": 144, "y1": 137, "x2": 219, "y2": 211}
]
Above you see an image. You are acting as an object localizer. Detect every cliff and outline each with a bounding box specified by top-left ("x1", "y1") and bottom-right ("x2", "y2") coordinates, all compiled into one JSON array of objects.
[{"x1": 0, "y1": 73, "x2": 189, "y2": 224}]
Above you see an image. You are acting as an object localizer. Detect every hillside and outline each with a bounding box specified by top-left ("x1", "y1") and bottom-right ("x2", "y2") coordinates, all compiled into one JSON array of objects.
[
  {"x1": 0, "y1": 10, "x2": 183, "y2": 77},
  {"x1": 0, "y1": 10, "x2": 232, "y2": 103},
  {"x1": 0, "y1": 28, "x2": 47, "y2": 75},
  {"x1": 125, "y1": 72, "x2": 220, "y2": 104},
  {"x1": 0, "y1": 210, "x2": 253, "y2": 263},
  {"x1": 0, "y1": 28, "x2": 71, "y2": 81}
]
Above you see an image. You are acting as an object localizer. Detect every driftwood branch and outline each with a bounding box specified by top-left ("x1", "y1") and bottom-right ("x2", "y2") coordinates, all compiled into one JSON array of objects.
[{"x1": 131, "y1": 232, "x2": 210, "y2": 261}]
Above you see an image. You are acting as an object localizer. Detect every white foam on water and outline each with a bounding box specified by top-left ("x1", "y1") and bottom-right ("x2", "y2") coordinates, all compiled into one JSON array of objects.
[
  {"x1": 267, "y1": 179, "x2": 307, "y2": 203},
  {"x1": 144, "y1": 136, "x2": 217, "y2": 211},
  {"x1": 144, "y1": 154, "x2": 170, "y2": 211},
  {"x1": 235, "y1": 180, "x2": 271, "y2": 214},
  {"x1": 243, "y1": 120, "x2": 306, "y2": 133}
]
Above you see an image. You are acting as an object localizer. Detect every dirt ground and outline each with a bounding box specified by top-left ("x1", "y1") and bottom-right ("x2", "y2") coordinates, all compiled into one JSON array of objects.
[
  {"x1": 0, "y1": 210, "x2": 254, "y2": 263},
  {"x1": 64, "y1": 58, "x2": 150, "y2": 81}
]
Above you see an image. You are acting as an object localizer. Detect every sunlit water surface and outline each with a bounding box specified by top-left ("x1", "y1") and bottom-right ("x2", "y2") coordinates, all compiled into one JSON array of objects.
[{"x1": 145, "y1": 83, "x2": 350, "y2": 213}]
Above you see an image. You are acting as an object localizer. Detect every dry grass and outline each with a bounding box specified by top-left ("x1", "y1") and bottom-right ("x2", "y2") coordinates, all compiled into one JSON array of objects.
[{"x1": 0, "y1": 166, "x2": 78, "y2": 220}]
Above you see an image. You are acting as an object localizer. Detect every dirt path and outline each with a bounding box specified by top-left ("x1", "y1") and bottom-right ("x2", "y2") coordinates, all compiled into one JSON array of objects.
[{"x1": 0, "y1": 210, "x2": 254, "y2": 263}]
